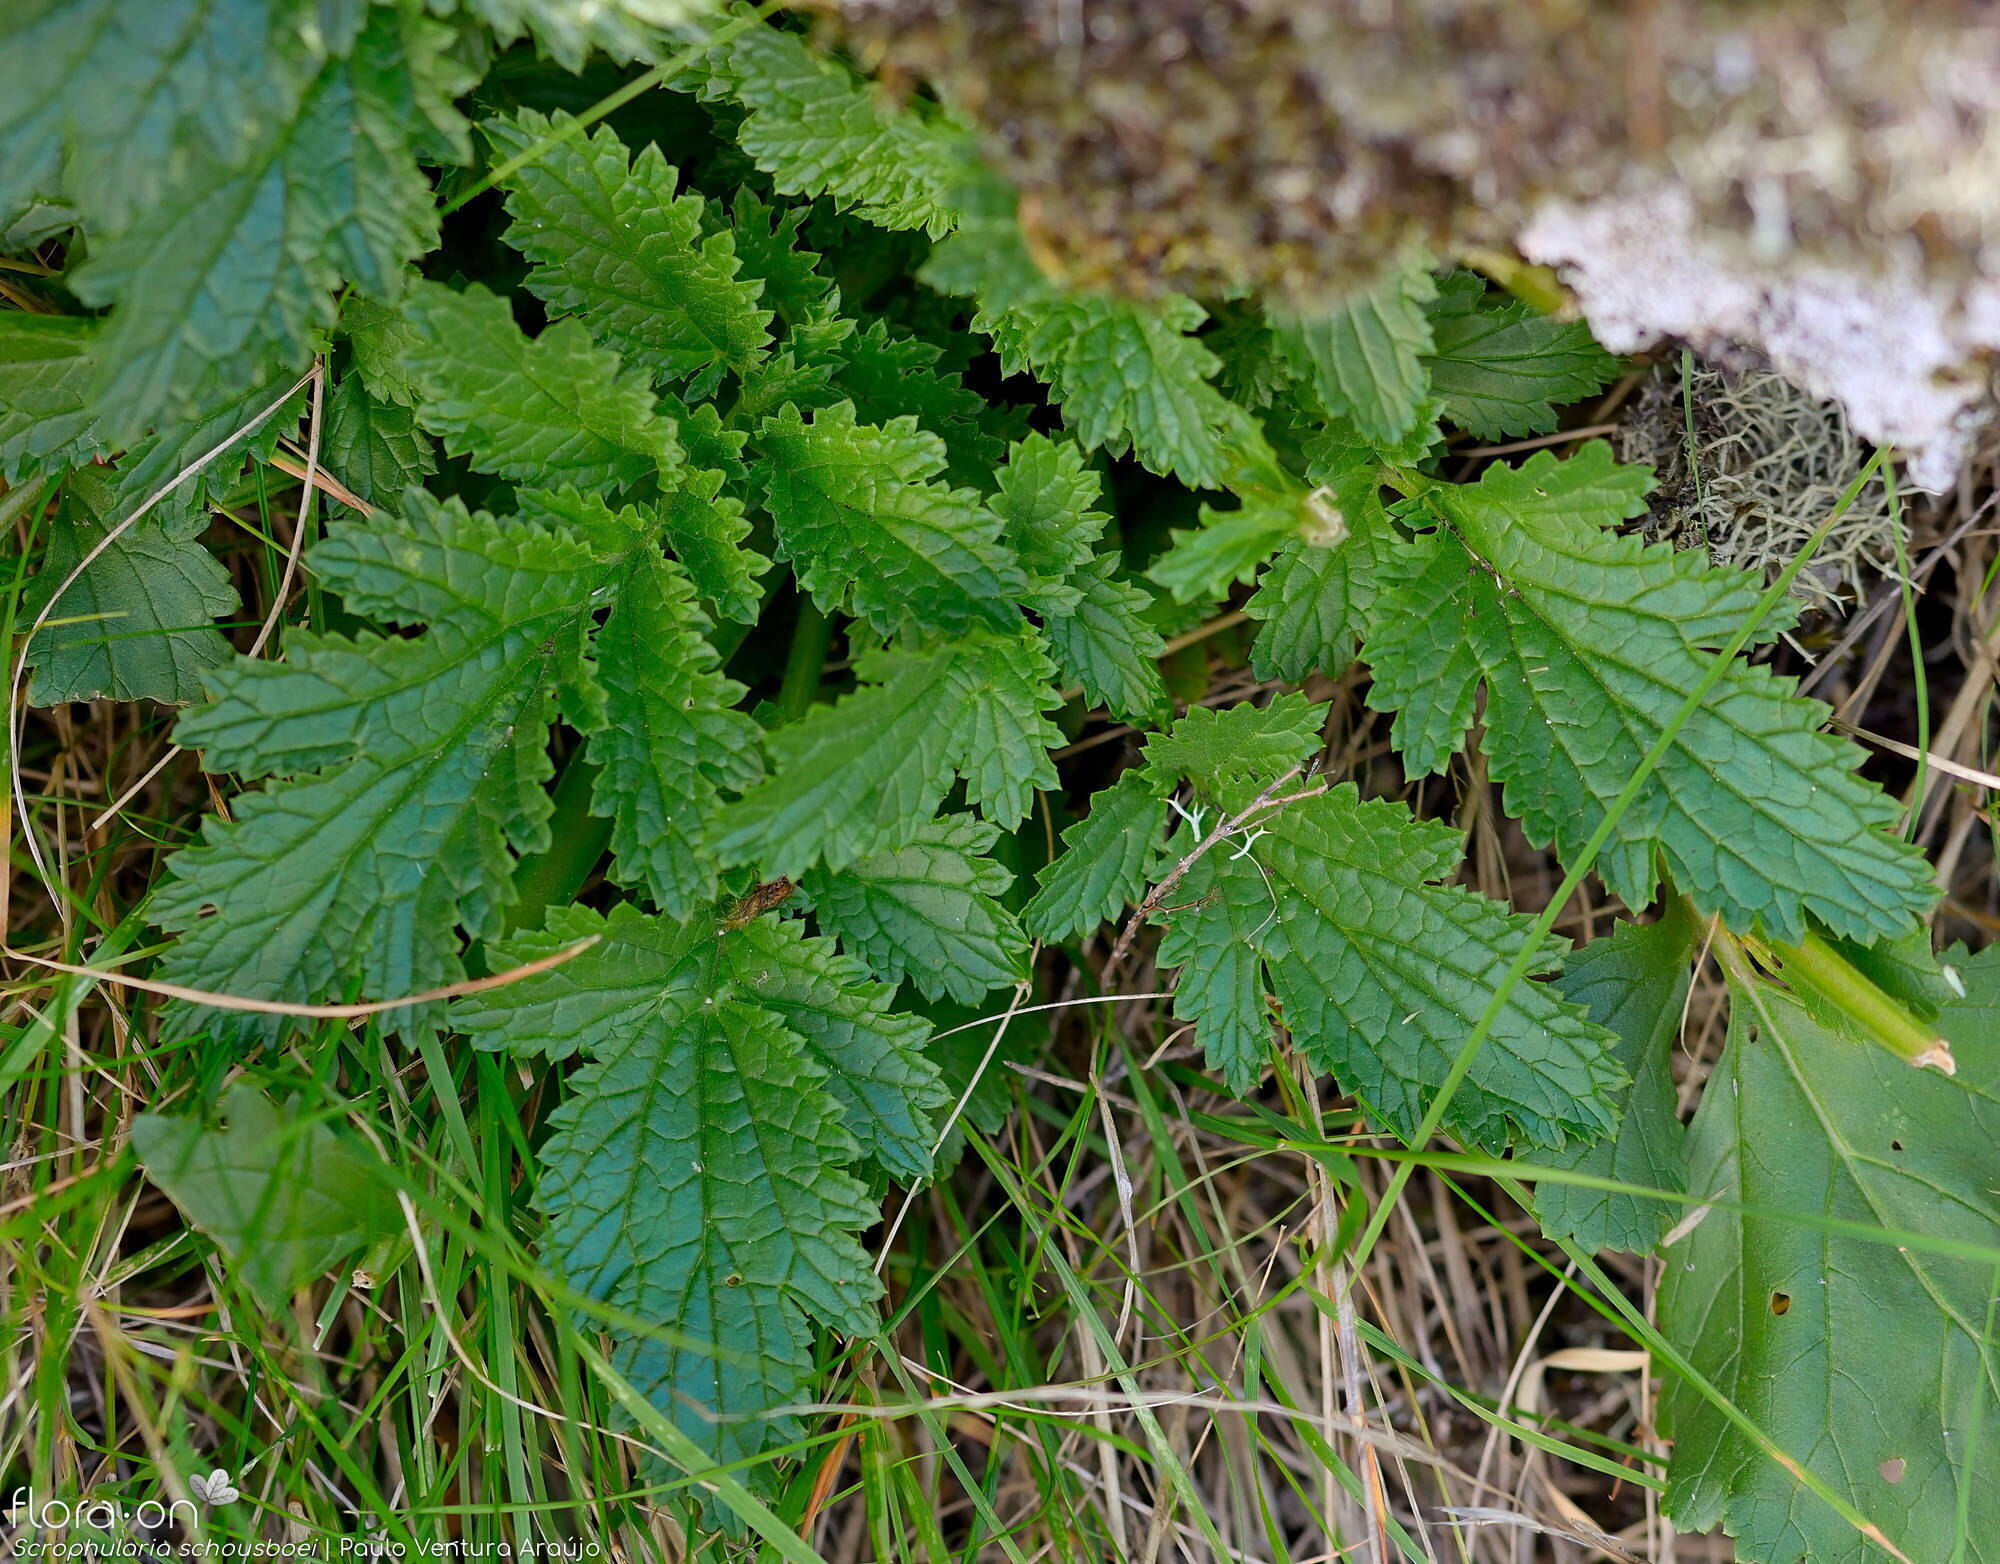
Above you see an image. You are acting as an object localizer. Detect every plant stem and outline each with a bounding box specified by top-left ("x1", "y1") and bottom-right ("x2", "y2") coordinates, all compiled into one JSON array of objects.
[
  {"x1": 506, "y1": 754, "x2": 610, "y2": 934},
  {"x1": 778, "y1": 595, "x2": 832, "y2": 723},
  {"x1": 1756, "y1": 929, "x2": 1956, "y2": 1073}
]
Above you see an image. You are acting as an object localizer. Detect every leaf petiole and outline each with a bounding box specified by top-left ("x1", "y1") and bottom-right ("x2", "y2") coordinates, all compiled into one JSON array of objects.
[{"x1": 1744, "y1": 927, "x2": 1957, "y2": 1074}]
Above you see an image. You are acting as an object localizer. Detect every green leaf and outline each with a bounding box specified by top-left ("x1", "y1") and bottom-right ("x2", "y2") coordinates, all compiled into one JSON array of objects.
[
  {"x1": 724, "y1": 914, "x2": 945, "y2": 1179},
  {"x1": 1660, "y1": 962, "x2": 2000, "y2": 1561},
  {"x1": 801, "y1": 816, "x2": 1030, "y2": 1003},
  {"x1": 722, "y1": 187, "x2": 842, "y2": 340},
  {"x1": 25, "y1": 371, "x2": 309, "y2": 705},
  {"x1": 923, "y1": 179, "x2": 1250, "y2": 488},
  {"x1": 0, "y1": 313, "x2": 105, "y2": 480},
  {"x1": 398, "y1": 280, "x2": 684, "y2": 492},
  {"x1": 1148, "y1": 493, "x2": 1306, "y2": 604},
  {"x1": 1152, "y1": 777, "x2": 1622, "y2": 1148},
  {"x1": 339, "y1": 290, "x2": 423, "y2": 407},
  {"x1": 156, "y1": 488, "x2": 753, "y2": 1030},
  {"x1": 1150, "y1": 434, "x2": 1349, "y2": 605},
  {"x1": 543, "y1": 1001, "x2": 876, "y2": 1467},
  {"x1": 320, "y1": 371, "x2": 435, "y2": 508},
  {"x1": 701, "y1": 26, "x2": 968, "y2": 236},
  {"x1": 822, "y1": 321, "x2": 1001, "y2": 487},
  {"x1": 0, "y1": 0, "x2": 332, "y2": 231},
  {"x1": 461, "y1": 901, "x2": 943, "y2": 1177},
  {"x1": 73, "y1": 5, "x2": 467, "y2": 437},
  {"x1": 717, "y1": 629, "x2": 1061, "y2": 876},
  {"x1": 1534, "y1": 911, "x2": 1694, "y2": 1254},
  {"x1": 27, "y1": 467, "x2": 238, "y2": 705},
  {"x1": 491, "y1": 110, "x2": 772, "y2": 387},
  {"x1": 132, "y1": 1086, "x2": 397, "y2": 1309},
  {"x1": 1152, "y1": 848, "x2": 1278, "y2": 1096},
  {"x1": 658, "y1": 467, "x2": 768, "y2": 625},
  {"x1": 521, "y1": 490, "x2": 763, "y2": 916},
  {"x1": 986, "y1": 433, "x2": 1168, "y2": 718},
  {"x1": 979, "y1": 292, "x2": 1244, "y2": 490},
  {"x1": 1043, "y1": 558, "x2": 1167, "y2": 721},
  {"x1": 755, "y1": 401, "x2": 1024, "y2": 638},
  {"x1": 1022, "y1": 770, "x2": 1169, "y2": 943},
  {"x1": 991, "y1": 433, "x2": 1105, "y2": 599},
  {"x1": 457, "y1": 900, "x2": 939, "y2": 1465},
  {"x1": 1424, "y1": 272, "x2": 1622, "y2": 442},
  {"x1": 1143, "y1": 692, "x2": 1327, "y2": 796},
  {"x1": 1271, "y1": 255, "x2": 1437, "y2": 445},
  {"x1": 1365, "y1": 445, "x2": 1935, "y2": 941},
  {"x1": 449, "y1": 0, "x2": 698, "y2": 70},
  {"x1": 1245, "y1": 461, "x2": 1399, "y2": 681}
]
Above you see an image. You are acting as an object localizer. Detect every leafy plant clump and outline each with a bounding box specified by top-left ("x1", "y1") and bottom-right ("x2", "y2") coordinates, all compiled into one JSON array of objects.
[{"x1": 4, "y1": 5, "x2": 1996, "y2": 1558}]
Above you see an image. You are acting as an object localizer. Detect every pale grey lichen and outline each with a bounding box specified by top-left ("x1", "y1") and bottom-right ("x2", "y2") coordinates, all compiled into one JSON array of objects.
[{"x1": 1618, "y1": 361, "x2": 1897, "y2": 607}]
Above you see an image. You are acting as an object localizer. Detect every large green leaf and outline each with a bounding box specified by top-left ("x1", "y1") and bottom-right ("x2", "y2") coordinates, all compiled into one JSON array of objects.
[
  {"x1": 1144, "y1": 702, "x2": 1622, "y2": 1149},
  {"x1": 24, "y1": 372, "x2": 309, "y2": 704},
  {"x1": 157, "y1": 488, "x2": 755, "y2": 1033},
  {"x1": 397, "y1": 280, "x2": 683, "y2": 492},
  {"x1": 0, "y1": 0, "x2": 333, "y2": 231},
  {"x1": 72, "y1": 6, "x2": 467, "y2": 436},
  {"x1": 459, "y1": 900, "x2": 940, "y2": 1466},
  {"x1": 1534, "y1": 911, "x2": 1694, "y2": 1253},
  {"x1": 1365, "y1": 445, "x2": 1935, "y2": 941},
  {"x1": 716, "y1": 628, "x2": 1061, "y2": 874},
  {"x1": 1022, "y1": 770, "x2": 1169, "y2": 944},
  {"x1": 800, "y1": 817, "x2": 1030, "y2": 1004},
  {"x1": 0, "y1": 313, "x2": 105, "y2": 480},
  {"x1": 1270, "y1": 254, "x2": 1437, "y2": 445},
  {"x1": 1661, "y1": 956, "x2": 2000, "y2": 1561},
  {"x1": 132, "y1": 1087, "x2": 397, "y2": 1310},
  {"x1": 699, "y1": 25, "x2": 967, "y2": 237},
  {"x1": 1423, "y1": 271, "x2": 1622, "y2": 441},
  {"x1": 491, "y1": 110, "x2": 772, "y2": 388},
  {"x1": 754, "y1": 402, "x2": 1024, "y2": 638}
]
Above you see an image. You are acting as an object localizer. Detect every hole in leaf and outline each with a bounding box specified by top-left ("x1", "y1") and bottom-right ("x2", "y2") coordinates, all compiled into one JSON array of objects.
[
  {"x1": 1769, "y1": 1291, "x2": 1792, "y2": 1315},
  {"x1": 1880, "y1": 1457, "x2": 1907, "y2": 1484},
  {"x1": 1891, "y1": 1139, "x2": 1904, "y2": 1151},
  {"x1": 725, "y1": 1272, "x2": 744, "y2": 1287}
]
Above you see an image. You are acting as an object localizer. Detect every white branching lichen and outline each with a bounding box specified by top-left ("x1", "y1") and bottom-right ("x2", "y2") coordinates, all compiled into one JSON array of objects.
[{"x1": 1618, "y1": 361, "x2": 1897, "y2": 606}]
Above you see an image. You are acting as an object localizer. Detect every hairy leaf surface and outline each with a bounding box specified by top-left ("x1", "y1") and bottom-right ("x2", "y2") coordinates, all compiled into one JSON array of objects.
[
  {"x1": 755, "y1": 401, "x2": 1023, "y2": 637},
  {"x1": 801, "y1": 817, "x2": 1030, "y2": 1003},
  {"x1": 1366, "y1": 445, "x2": 1934, "y2": 940},
  {"x1": 1535, "y1": 910, "x2": 1693, "y2": 1253},
  {"x1": 458, "y1": 900, "x2": 940, "y2": 1463},
  {"x1": 398, "y1": 281, "x2": 683, "y2": 491},
  {"x1": 493, "y1": 110, "x2": 772, "y2": 387},
  {"x1": 1661, "y1": 961, "x2": 2000, "y2": 1561},
  {"x1": 157, "y1": 489, "x2": 754, "y2": 1032},
  {"x1": 1423, "y1": 272, "x2": 1622, "y2": 441},
  {"x1": 1271, "y1": 255, "x2": 1437, "y2": 445},
  {"x1": 717, "y1": 629, "x2": 1061, "y2": 875},
  {"x1": 1144, "y1": 703, "x2": 1622, "y2": 1147}
]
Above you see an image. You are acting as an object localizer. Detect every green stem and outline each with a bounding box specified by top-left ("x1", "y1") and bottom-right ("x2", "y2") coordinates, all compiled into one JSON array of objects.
[
  {"x1": 778, "y1": 595, "x2": 832, "y2": 723},
  {"x1": 1759, "y1": 929, "x2": 1956, "y2": 1073},
  {"x1": 1885, "y1": 461, "x2": 1930, "y2": 836},
  {"x1": 506, "y1": 753, "x2": 610, "y2": 934}
]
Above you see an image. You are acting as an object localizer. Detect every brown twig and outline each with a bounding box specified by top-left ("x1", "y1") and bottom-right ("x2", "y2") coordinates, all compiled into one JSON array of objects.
[{"x1": 1104, "y1": 768, "x2": 1325, "y2": 972}]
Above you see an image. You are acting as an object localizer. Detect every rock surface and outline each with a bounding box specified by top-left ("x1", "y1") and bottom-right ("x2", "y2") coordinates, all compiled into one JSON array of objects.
[{"x1": 837, "y1": 0, "x2": 2000, "y2": 487}]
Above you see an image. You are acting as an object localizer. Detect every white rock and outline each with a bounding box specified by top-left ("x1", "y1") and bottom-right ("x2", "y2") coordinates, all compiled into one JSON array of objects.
[{"x1": 1519, "y1": 183, "x2": 2000, "y2": 492}]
